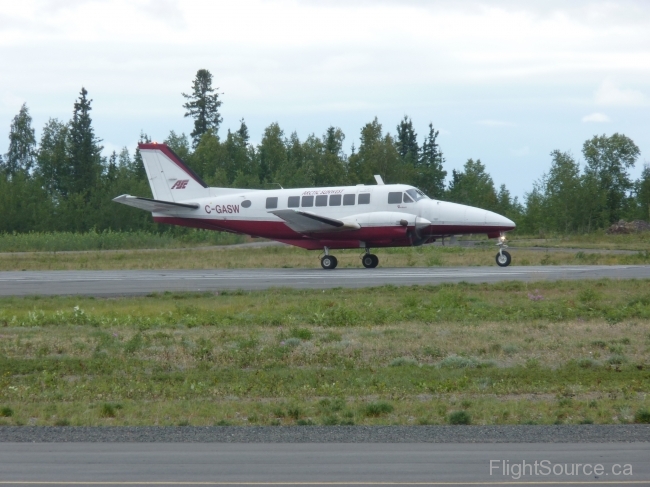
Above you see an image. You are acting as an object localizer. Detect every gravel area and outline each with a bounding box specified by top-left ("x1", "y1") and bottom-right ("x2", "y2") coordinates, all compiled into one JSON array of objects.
[{"x1": 1, "y1": 425, "x2": 649, "y2": 443}]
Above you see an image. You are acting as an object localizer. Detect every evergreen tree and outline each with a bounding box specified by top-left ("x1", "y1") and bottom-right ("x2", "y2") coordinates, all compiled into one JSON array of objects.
[
  {"x1": 396, "y1": 116, "x2": 419, "y2": 166},
  {"x1": 446, "y1": 158, "x2": 498, "y2": 210},
  {"x1": 635, "y1": 164, "x2": 650, "y2": 221},
  {"x1": 544, "y1": 150, "x2": 583, "y2": 232},
  {"x1": 318, "y1": 126, "x2": 348, "y2": 186},
  {"x1": 258, "y1": 123, "x2": 287, "y2": 183},
  {"x1": 164, "y1": 131, "x2": 191, "y2": 161},
  {"x1": 5, "y1": 103, "x2": 36, "y2": 177},
  {"x1": 131, "y1": 132, "x2": 151, "y2": 181},
  {"x1": 182, "y1": 69, "x2": 223, "y2": 147},
  {"x1": 67, "y1": 87, "x2": 104, "y2": 198},
  {"x1": 347, "y1": 118, "x2": 401, "y2": 184},
  {"x1": 418, "y1": 123, "x2": 447, "y2": 198},
  {"x1": 35, "y1": 118, "x2": 68, "y2": 196}
]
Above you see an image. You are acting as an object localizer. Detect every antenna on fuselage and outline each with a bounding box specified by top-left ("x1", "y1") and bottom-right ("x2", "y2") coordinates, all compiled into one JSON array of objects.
[
  {"x1": 374, "y1": 175, "x2": 384, "y2": 185},
  {"x1": 264, "y1": 182, "x2": 284, "y2": 190}
]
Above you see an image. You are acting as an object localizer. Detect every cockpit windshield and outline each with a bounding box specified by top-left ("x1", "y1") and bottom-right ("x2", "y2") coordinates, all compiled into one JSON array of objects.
[{"x1": 406, "y1": 188, "x2": 429, "y2": 202}]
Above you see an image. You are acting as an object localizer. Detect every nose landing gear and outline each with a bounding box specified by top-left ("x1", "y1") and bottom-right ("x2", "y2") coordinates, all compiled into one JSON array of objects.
[{"x1": 495, "y1": 234, "x2": 512, "y2": 267}]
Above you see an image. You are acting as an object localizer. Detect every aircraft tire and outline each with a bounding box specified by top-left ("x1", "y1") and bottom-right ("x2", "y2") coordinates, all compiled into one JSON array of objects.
[
  {"x1": 495, "y1": 250, "x2": 512, "y2": 267},
  {"x1": 321, "y1": 255, "x2": 338, "y2": 270},
  {"x1": 362, "y1": 254, "x2": 379, "y2": 268}
]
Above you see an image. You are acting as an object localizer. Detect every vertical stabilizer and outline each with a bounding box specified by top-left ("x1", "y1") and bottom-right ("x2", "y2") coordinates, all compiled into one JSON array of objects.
[{"x1": 139, "y1": 143, "x2": 209, "y2": 202}]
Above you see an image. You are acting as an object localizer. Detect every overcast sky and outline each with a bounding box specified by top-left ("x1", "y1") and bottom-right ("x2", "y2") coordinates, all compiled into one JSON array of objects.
[{"x1": 1, "y1": 0, "x2": 649, "y2": 197}]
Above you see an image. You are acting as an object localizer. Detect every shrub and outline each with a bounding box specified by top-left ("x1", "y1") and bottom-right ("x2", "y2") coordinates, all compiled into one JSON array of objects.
[
  {"x1": 321, "y1": 415, "x2": 339, "y2": 425},
  {"x1": 100, "y1": 403, "x2": 122, "y2": 418},
  {"x1": 287, "y1": 407, "x2": 302, "y2": 420},
  {"x1": 290, "y1": 328, "x2": 313, "y2": 340},
  {"x1": 389, "y1": 357, "x2": 418, "y2": 367},
  {"x1": 577, "y1": 358, "x2": 600, "y2": 369},
  {"x1": 448, "y1": 410, "x2": 471, "y2": 425},
  {"x1": 634, "y1": 409, "x2": 650, "y2": 424},
  {"x1": 363, "y1": 401, "x2": 394, "y2": 417},
  {"x1": 0, "y1": 407, "x2": 13, "y2": 417},
  {"x1": 282, "y1": 338, "x2": 302, "y2": 347},
  {"x1": 607, "y1": 354, "x2": 627, "y2": 365},
  {"x1": 438, "y1": 355, "x2": 478, "y2": 369}
]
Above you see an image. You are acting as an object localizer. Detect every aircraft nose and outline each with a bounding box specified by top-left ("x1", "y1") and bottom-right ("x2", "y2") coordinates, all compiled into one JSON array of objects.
[{"x1": 486, "y1": 211, "x2": 516, "y2": 229}]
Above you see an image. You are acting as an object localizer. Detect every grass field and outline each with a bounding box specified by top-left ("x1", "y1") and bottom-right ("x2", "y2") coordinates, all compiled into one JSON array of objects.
[
  {"x1": 509, "y1": 232, "x2": 650, "y2": 251},
  {"x1": 0, "y1": 230, "x2": 245, "y2": 253},
  {"x1": 1, "y1": 243, "x2": 650, "y2": 271},
  {"x1": 1, "y1": 280, "x2": 649, "y2": 426}
]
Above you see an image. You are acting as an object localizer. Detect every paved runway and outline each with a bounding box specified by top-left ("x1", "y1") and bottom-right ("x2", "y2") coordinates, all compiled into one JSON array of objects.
[
  {"x1": 0, "y1": 265, "x2": 648, "y2": 297},
  {"x1": 0, "y1": 443, "x2": 648, "y2": 486}
]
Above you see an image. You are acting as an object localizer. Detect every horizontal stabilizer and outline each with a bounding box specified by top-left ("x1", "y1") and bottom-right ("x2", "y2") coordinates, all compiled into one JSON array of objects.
[
  {"x1": 112, "y1": 194, "x2": 199, "y2": 213},
  {"x1": 270, "y1": 209, "x2": 360, "y2": 234}
]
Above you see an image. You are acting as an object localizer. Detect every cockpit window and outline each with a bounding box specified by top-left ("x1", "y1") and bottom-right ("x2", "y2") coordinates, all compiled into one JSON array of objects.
[
  {"x1": 403, "y1": 193, "x2": 414, "y2": 203},
  {"x1": 406, "y1": 188, "x2": 428, "y2": 202}
]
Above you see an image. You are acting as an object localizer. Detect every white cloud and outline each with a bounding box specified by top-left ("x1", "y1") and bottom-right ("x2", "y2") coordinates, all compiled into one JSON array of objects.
[
  {"x1": 582, "y1": 112, "x2": 610, "y2": 123},
  {"x1": 595, "y1": 79, "x2": 646, "y2": 106}
]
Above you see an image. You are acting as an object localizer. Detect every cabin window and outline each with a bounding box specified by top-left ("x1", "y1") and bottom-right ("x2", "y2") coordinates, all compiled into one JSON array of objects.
[
  {"x1": 266, "y1": 197, "x2": 278, "y2": 209},
  {"x1": 388, "y1": 192, "x2": 401, "y2": 204},
  {"x1": 329, "y1": 194, "x2": 342, "y2": 206},
  {"x1": 358, "y1": 193, "x2": 370, "y2": 204},
  {"x1": 403, "y1": 193, "x2": 414, "y2": 203},
  {"x1": 315, "y1": 195, "x2": 328, "y2": 207},
  {"x1": 288, "y1": 196, "x2": 300, "y2": 208},
  {"x1": 241, "y1": 200, "x2": 252, "y2": 208},
  {"x1": 301, "y1": 195, "x2": 314, "y2": 207},
  {"x1": 343, "y1": 194, "x2": 356, "y2": 206}
]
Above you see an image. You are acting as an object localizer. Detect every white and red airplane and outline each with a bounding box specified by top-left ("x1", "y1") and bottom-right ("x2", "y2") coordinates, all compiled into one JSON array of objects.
[{"x1": 114, "y1": 143, "x2": 516, "y2": 269}]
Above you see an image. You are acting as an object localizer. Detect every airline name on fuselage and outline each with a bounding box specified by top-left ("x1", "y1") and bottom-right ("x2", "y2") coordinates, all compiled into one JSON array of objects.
[
  {"x1": 205, "y1": 204, "x2": 240, "y2": 214},
  {"x1": 301, "y1": 189, "x2": 345, "y2": 196}
]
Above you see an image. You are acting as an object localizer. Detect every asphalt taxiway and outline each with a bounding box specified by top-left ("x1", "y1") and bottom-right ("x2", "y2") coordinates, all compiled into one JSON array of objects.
[
  {"x1": 1, "y1": 442, "x2": 649, "y2": 486},
  {"x1": 0, "y1": 265, "x2": 648, "y2": 296}
]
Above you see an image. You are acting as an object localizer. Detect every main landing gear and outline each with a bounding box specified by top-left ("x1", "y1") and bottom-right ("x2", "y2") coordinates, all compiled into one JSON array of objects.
[
  {"x1": 361, "y1": 248, "x2": 379, "y2": 268},
  {"x1": 495, "y1": 233, "x2": 512, "y2": 267},
  {"x1": 320, "y1": 247, "x2": 380, "y2": 269},
  {"x1": 320, "y1": 247, "x2": 338, "y2": 270}
]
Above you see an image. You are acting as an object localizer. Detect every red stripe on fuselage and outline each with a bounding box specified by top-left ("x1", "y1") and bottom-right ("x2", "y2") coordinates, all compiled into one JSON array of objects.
[{"x1": 153, "y1": 216, "x2": 514, "y2": 249}]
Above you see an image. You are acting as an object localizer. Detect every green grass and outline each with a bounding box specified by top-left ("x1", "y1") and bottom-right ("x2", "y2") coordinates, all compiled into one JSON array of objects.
[
  {"x1": 2, "y1": 243, "x2": 650, "y2": 271},
  {"x1": 0, "y1": 230, "x2": 245, "y2": 252},
  {"x1": 509, "y1": 231, "x2": 650, "y2": 251},
  {"x1": 0, "y1": 280, "x2": 649, "y2": 426}
]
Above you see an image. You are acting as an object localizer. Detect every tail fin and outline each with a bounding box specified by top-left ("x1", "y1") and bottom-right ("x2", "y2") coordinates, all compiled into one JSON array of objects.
[{"x1": 139, "y1": 143, "x2": 209, "y2": 202}]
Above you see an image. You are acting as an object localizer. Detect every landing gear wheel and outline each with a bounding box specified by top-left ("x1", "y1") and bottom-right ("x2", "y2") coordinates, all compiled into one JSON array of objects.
[
  {"x1": 362, "y1": 254, "x2": 379, "y2": 268},
  {"x1": 321, "y1": 255, "x2": 338, "y2": 270},
  {"x1": 495, "y1": 250, "x2": 511, "y2": 267}
]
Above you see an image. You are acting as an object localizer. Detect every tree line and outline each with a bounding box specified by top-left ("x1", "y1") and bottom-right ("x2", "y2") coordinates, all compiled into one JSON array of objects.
[{"x1": 1, "y1": 69, "x2": 648, "y2": 236}]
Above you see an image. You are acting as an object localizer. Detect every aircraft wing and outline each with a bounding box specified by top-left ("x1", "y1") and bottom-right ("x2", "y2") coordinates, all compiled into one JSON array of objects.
[
  {"x1": 269, "y1": 209, "x2": 360, "y2": 234},
  {"x1": 112, "y1": 194, "x2": 199, "y2": 212}
]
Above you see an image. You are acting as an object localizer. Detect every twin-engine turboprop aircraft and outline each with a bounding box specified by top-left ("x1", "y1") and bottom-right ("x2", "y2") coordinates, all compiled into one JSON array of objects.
[{"x1": 113, "y1": 143, "x2": 516, "y2": 269}]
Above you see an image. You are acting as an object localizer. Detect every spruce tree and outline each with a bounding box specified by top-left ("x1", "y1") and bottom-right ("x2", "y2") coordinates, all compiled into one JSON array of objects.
[
  {"x1": 182, "y1": 69, "x2": 223, "y2": 147},
  {"x1": 396, "y1": 116, "x2": 419, "y2": 166},
  {"x1": 5, "y1": 103, "x2": 36, "y2": 177},
  {"x1": 418, "y1": 123, "x2": 447, "y2": 198},
  {"x1": 67, "y1": 87, "x2": 103, "y2": 197}
]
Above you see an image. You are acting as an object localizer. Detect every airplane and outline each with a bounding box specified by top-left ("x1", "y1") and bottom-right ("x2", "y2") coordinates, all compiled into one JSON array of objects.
[{"x1": 113, "y1": 143, "x2": 516, "y2": 269}]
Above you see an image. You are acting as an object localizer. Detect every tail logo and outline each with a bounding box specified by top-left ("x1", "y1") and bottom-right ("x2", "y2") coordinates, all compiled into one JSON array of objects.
[{"x1": 171, "y1": 180, "x2": 189, "y2": 190}]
